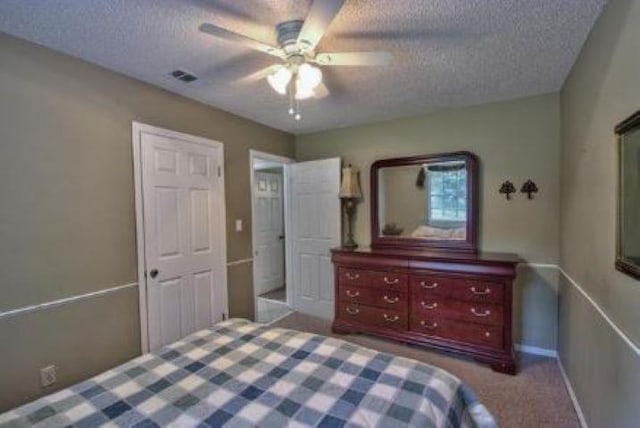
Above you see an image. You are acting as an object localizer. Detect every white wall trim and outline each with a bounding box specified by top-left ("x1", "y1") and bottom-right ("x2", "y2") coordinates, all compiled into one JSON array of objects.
[
  {"x1": 227, "y1": 258, "x2": 253, "y2": 267},
  {"x1": 519, "y1": 262, "x2": 559, "y2": 270},
  {"x1": 559, "y1": 267, "x2": 640, "y2": 356},
  {"x1": 514, "y1": 344, "x2": 558, "y2": 358},
  {"x1": 557, "y1": 356, "x2": 589, "y2": 428},
  {"x1": 519, "y1": 262, "x2": 639, "y2": 356},
  {"x1": 265, "y1": 310, "x2": 294, "y2": 326},
  {"x1": 0, "y1": 282, "x2": 137, "y2": 321}
]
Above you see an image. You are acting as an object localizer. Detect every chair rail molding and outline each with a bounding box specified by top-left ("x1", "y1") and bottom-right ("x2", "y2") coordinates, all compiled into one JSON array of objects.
[{"x1": 0, "y1": 282, "x2": 138, "y2": 321}]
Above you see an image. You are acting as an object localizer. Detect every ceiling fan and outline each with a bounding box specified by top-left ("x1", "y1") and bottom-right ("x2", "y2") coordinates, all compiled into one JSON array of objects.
[{"x1": 199, "y1": 0, "x2": 393, "y2": 120}]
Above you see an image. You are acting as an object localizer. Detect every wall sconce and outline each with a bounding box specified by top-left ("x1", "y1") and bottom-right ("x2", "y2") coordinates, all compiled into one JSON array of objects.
[
  {"x1": 521, "y1": 179, "x2": 539, "y2": 199},
  {"x1": 339, "y1": 164, "x2": 363, "y2": 250},
  {"x1": 499, "y1": 181, "x2": 516, "y2": 200}
]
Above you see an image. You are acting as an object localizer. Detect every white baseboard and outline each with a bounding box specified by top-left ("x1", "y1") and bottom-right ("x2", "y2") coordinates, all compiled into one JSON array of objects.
[
  {"x1": 557, "y1": 356, "x2": 588, "y2": 428},
  {"x1": 265, "y1": 310, "x2": 293, "y2": 326},
  {"x1": 515, "y1": 344, "x2": 558, "y2": 358}
]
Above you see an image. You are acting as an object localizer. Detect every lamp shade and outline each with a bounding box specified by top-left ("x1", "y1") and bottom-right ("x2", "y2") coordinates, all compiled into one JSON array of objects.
[{"x1": 339, "y1": 165, "x2": 362, "y2": 198}]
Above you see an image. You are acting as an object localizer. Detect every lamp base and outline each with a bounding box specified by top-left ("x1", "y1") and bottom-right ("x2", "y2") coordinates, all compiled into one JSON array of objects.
[
  {"x1": 343, "y1": 240, "x2": 358, "y2": 250},
  {"x1": 342, "y1": 198, "x2": 359, "y2": 250}
]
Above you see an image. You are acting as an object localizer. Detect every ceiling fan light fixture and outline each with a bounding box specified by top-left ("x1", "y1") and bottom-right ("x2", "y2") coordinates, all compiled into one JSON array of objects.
[
  {"x1": 295, "y1": 81, "x2": 315, "y2": 100},
  {"x1": 297, "y1": 63, "x2": 322, "y2": 91},
  {"x1": 267, "y1": 66, "x2": 292, "y2": 95}
]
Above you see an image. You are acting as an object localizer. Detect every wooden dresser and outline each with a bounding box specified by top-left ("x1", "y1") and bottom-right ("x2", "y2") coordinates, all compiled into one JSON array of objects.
[{"x1": 331, "y1": 247, "x2": 519, "y2": 374}]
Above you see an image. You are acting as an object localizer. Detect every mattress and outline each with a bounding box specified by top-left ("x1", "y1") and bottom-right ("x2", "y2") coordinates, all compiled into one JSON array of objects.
[{"x1": 0, "y1": 319, "x2": 495, "y2": 427}]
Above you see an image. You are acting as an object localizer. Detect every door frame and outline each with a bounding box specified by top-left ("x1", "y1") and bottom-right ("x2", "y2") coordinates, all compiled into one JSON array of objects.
[
  {"x1": 249, "y1": 150, "x2": 294, "y2": 312},
  {"x1": 132, "y1": 122, "x2": 227, "y2": 353}
]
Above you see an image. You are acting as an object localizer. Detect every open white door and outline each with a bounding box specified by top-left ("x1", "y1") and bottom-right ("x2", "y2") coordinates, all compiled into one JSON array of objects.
[
  {"x1": 288, "y1": 158, "x2": 341, "y2": 319},
  {"x1": 133, "y1": 123, "x2": 226, "y2": 352}
]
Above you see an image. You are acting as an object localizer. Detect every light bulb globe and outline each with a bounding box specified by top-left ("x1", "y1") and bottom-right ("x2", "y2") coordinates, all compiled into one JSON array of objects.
[
  {"x1": 297, "y1": 63, "x2": 322, "y2": 92},
  {"x1": 267, "y1": 66, "x2": 292, "y2": 95}
]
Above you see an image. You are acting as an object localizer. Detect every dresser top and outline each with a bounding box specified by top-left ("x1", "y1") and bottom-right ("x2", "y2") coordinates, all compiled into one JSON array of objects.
[{"x1": 331, "y1": 247, "x2": 520, "y2": 265}]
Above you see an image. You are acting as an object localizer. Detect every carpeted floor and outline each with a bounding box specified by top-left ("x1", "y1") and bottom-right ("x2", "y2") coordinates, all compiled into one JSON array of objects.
[{"x1": 272, "y1": 312, "x2": 580, "y2": 428}]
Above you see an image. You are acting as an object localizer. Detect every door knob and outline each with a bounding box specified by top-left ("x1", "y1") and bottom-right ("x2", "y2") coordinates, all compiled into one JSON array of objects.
[
  {"x1": 279, "y1": 235, "x2": 285, "y2": 240},
  {"x1": 149, "y1": 269, "x2": 159, "y2": 279}
]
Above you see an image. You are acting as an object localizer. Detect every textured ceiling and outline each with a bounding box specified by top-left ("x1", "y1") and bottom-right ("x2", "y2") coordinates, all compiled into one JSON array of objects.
[{"x1": 0, "y1": 0, "x2": 606, "y2": 134}]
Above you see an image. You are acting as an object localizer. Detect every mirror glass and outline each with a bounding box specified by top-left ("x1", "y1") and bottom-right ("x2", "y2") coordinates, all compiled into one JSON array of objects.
[
  {"x1": 378, "y1": 160, "x2": 468, "y2": 240},
  {"x1": 618, "y1": 116, "x2": 640, "y2": 279}
]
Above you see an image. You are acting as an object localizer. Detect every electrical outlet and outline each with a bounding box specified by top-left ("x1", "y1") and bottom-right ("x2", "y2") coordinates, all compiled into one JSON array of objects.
[
  {"x1": 40, "y1": 365, "x2": 57, "y2": 387},
  {"x1": 235, "y1": 219, "x2": 243, "y2": 232}
]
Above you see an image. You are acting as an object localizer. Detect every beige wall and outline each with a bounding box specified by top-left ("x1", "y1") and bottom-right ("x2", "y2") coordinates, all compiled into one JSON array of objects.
[
  {"x1": 296, "y1": 94, "x2": 560, "y2": 262},
  {"x1": 559, "y1": 0, "x2": 640, "y2": 426},
  {"x1": 296, "y1": 93, "x2": 562, "y2": 349},
  {"x1": 0, "y1": 33, "x2": 293, "y2": 410}
]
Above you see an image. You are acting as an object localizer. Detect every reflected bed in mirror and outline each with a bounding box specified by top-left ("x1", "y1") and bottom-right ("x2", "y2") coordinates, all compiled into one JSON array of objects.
[
  {"x1": 615, "y1": 111, "x2": 640, "y2": 279},
  {"x1": 371, "y1": 152, "x2": 478, "y2": 252}
]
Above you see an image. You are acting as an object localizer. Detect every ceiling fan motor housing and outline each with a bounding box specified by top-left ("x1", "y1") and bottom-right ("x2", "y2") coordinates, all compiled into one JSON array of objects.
[{"x1": 277, "y1": 20, "x2": 306, "y2": 54}]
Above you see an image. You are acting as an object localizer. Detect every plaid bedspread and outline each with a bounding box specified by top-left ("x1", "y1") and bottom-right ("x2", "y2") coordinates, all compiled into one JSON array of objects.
[{"x1": 0, "y1": 319, "x2": 495, "y2": 427}]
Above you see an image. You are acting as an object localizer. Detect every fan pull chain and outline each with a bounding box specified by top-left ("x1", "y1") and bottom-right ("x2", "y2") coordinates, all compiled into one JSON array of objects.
[
  {"x1": 285, "y1": 73, "x2": 301, "y2": 120},
  {"x1": 288, "y1": 78, "x2": 295, "y2": 116}
]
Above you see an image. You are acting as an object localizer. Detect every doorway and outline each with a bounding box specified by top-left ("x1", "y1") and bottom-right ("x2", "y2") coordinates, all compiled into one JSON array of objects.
[
  {"x1": 250, "y1": 151, "x2": 342, "y2": 322},
  {"x1": 250, "y1": 150, "x2": 293, "y2": 323}
]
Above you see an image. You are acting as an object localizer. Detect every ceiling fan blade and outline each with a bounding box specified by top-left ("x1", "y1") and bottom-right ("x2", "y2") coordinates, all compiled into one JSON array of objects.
[
  {"x1": 199, "y1": 23, "x2": 283, "y2": 58},
  {"x1": 314, "y1": 51, "x2": 393, "y2": 66},
  {"x1": 233, "y1": 64, "x2": 281, "y2": 84},
  {"x1": 297, "y1": 0, "x2": 346, "y2": 51},
  {"x1": 313, "y1": 81, "x2": 330, "y2": 98}
]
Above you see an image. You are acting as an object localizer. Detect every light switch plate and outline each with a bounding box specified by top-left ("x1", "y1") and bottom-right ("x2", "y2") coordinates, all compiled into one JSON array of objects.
[{"x1": 235, "y1": 219, "x2": 243, "y2": 232}]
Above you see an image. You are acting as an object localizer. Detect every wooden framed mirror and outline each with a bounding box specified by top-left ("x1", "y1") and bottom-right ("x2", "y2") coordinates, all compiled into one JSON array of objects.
[
  {"x1": 615, "y1": 111, "x2": 640, "y2": 280},
  {"x1": 371, "y1": 151, "x2": 478, "y2": 252}
]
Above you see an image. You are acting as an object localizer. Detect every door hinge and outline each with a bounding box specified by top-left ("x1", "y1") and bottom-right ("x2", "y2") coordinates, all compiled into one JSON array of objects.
[
  {"x1": 143, "y1": 270, "x2": 147, "y2": 278},
  {"x1": 222, "y1": 312, "x2": 227, "y2": 321},
  {"x1": 217, "y1": 166, "x2": 221, "y2": 177}
]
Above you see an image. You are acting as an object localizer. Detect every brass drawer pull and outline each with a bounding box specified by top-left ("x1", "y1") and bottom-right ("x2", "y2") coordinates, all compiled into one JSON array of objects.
[
  {"x1": 345, "y1": 290, "x2": 360, "y2": 298},
  {"x1": 471, "y1": 308, "x2": 491, "y2": 317},
  {"x1": 420, "y1": 281, "x2": 438, "y2": 289},
  {"x1": 484, "y1": 331, "x2": 491, "y2": 337},
  {"x1": 383, "y1": 314, "x2": 399, "y2": 322},
  {"x1": 383, "y1": 277, "x2": 400, "y2": 285},
  {"x1": 346, "y1": 307, "x2": 360, "y2": 315},
  {"x1": 383, "y1": 295, "x2": 399, "y2": 304},
  {"x1": 420, "y1": 320, "x2": 438, "y2": 330},
  {"x1": 345, "y1": 272, "x2": 360, "y2": 280},
  {"x1": 470, "y1": 286, "x2": 491, "y2": 295},
  {"x1": 420, "y1": 301, "x2": 438, "y2": 310}
]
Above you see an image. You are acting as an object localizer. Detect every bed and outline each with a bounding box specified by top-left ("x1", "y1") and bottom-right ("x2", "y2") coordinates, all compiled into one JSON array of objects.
[{"x1": 0, "y1": 319, "x2": 495, "y2": 427}]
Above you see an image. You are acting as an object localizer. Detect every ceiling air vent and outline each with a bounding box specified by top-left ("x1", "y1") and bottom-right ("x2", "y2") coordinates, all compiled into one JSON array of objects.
[{"x1": 170, "y1": 69, "x2": 198, "y2": 83}]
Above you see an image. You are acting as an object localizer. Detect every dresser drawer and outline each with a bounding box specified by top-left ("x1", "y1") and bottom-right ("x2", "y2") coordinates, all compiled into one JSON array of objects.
[
  {"x1": 411, "y1": 275, "x2": 504, "y2": 304},
  {"x1": 410, "y1": 317, "x2": 503, "y2": 349},
  {"x1": 338, "y1": 267, "x2": 369, "y2": 286},
  {"x1": 369, "y1": 271, "x2": 408, "y2": 293},
  {"x1": 339, "y1": 303, "x2": 408, "y2": 330},
  {"x1": 338, "y1": 285, "x2": 370, "y2": 305},
  {"x1": 411, "y1": 298, "x2": 503, "y2": 326},
  {"x1": 339, "y1": 285, "x2": 407, "y2": 310}
]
